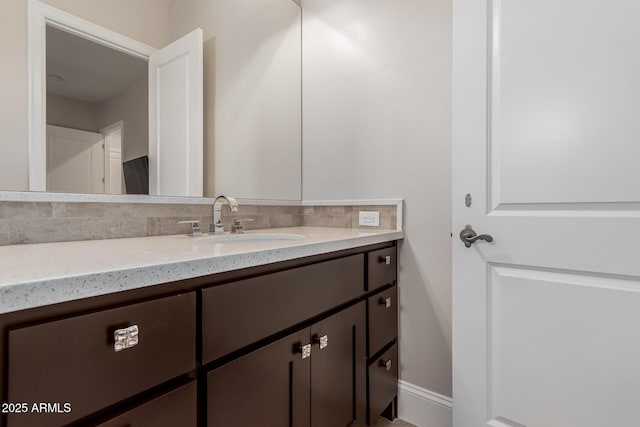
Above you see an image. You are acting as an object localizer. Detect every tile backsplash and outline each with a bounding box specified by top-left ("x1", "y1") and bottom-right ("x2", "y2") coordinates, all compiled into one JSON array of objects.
[
  {"x1": 0, "y1": 200, "x2": 400, "y2": 246},
  {"x1": 302, "y1": 205, "x2": 397, "y2": 230},
  {"x1": 0, "y1": 201, "x2": 211, "y2": 245},
  {"x1": 220, "y1": 204, "x2": 302, "y2": 231}
]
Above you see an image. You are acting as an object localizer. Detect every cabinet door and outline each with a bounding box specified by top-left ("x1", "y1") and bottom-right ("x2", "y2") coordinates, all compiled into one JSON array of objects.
[
  {"x1": 96, "y1": 381, "x2": 197, "y2": 427},
  {"x1": 310, "y1": 302, "x2": 366, "y2": 427},
  {"x1": 207, "y1": 328, "x2": 311, "y2": 427}
]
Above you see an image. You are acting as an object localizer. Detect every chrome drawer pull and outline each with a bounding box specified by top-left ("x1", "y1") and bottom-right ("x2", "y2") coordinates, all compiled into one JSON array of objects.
[
  {"x1": 114, "y1": 325, "x2": 139, "y2": 352},
  {"x1": 379, "y1": 297, "x2": 392, "y2": 308},
  {"x1": 380, "y1": 359, "x2": 392, "y2": 371},
  {"x1": 313, "y1": 334, "x2": 329, "y2": 349},
  {"x1": 295, "y1": 343, "x2": 312, "y2": 359},
  {"x1": 379, "y1": 255, "x2": 391, "y2": 265}
]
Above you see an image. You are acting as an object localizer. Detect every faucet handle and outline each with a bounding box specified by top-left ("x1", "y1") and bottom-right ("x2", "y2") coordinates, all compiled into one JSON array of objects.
[
  {"x1": 231, "y1": 218, "x2": 254, "y2": 234},
  {"x1": 233, "y1": 218, "x2": 254, "y2": 224},
  {"x1": 177, "y1": 220, "x2": 202, "y2": 236}
]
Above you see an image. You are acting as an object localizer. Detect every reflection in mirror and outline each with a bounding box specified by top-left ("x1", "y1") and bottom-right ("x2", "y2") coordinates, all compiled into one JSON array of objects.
[
  {"x1": 45, "y1": 26, "x2": 148, "y2": 195},
  {"x1": 0, "y1": 0, "x2": 301, "y2": 201},
  {"x1": 30, "y1": 3, "x2": 204, "y2": 197}
]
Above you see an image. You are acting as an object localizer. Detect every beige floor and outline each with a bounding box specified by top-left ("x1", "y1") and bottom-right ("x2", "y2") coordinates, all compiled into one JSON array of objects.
[{"x1": 374, "y1": 417, "x2": 417, "y2": 427}]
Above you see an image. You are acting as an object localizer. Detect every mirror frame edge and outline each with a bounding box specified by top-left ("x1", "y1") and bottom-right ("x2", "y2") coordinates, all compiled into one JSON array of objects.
[{"x1": 0, "y1": 190, "x2": 304, "y2": 206}]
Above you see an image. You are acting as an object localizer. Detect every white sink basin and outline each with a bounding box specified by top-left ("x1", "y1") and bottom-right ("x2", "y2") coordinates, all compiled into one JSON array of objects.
[{"x1": 199, "y1": 233, "x2": 306, "y2": 244}]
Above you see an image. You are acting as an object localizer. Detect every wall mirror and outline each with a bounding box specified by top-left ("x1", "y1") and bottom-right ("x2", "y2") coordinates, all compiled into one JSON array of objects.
[{"x1": 0, "y1": 0, "x2": 302, "y2": 201}]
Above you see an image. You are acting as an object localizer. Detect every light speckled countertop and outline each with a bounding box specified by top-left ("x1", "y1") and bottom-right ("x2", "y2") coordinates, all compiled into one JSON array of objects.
[{"x1": 0, "y1": 227, "x2": 403, "y2": 314}]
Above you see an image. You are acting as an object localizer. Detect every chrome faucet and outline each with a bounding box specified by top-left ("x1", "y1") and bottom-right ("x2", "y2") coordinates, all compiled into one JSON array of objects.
[{"x1": 210, "y1": 195, "x2": 239, "y2": 234}]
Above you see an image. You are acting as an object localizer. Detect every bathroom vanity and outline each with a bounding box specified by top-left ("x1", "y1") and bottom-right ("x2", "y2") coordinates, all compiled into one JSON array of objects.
[{"x1": 0, "y1": 227, "x2": 401, "y2": 427}]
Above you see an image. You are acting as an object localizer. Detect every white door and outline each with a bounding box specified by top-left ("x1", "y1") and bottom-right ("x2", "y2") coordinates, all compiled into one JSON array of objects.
[
  {"x1": 106, "y1": 144, "x2": 122, "y2": 195},
  {"x1": 452, "y1": 1, "x2": 640, "y2": 426},
  {"x1": 149, "y1": 28, "x2": 203, "y2": 197},
  {"x1": 101, "y1": 123, "x2": 123, "y2": 195},
  {"x1": 46, "y1": 125, "x2": 104, "y2": 194}
]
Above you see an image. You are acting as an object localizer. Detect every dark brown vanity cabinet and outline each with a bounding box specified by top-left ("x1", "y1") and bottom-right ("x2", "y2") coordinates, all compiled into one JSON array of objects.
[
  {"x1": 201, "y1": 254, "x2": 363, "y2": 364},
  {"x1": 207, "y1": 303, "x2": 366, "y2": 427},
  {"x1": 366, "y1": 246, "x2": 399, "y2": 424},
  {"x1": 95, "y1": 381, "x2": 197, "y2": 427},
  {"x1": 0, "y1": 241, "x2": 398, "y2": 427},
  {"x1": 367, "y1": 285, "x2": 398, "y2": 358},
  {"x1": 6, "y1": 293, "x2": 196, "y2": 427},
  {"x1": 367, "y1": 247, "x2": 397, "y2": 292},
  {"x1": 368, "y1": 343, "x2": 399, "y2": 423},
  {"x1": 207, "y1": 328, "x2": 311, "y2": 427},
  {"x1": 310, "y1": 303, "x2": 366, "y2": 427}
]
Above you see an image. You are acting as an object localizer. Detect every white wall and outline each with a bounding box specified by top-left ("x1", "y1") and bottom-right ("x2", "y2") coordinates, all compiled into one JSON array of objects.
[
  {"x1": 97, "y1": 77, "x2": 148, "y2": 163},
  {"x1": 169, "y1": 0, "x2": 302, "y2": 200},
  {"x1": 47, "y1": 94, "x2": 100, "y2": 132},
  {"x1": 303, "y1": 0, "x2": 453, "y2": 406},
  {"x1": 0, "y1": 0, "x2": 169, "y2": 191}
]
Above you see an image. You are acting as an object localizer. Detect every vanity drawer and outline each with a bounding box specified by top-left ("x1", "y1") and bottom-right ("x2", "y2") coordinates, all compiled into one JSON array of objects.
[
  {"x1": 368, "y1": 343, "x2": 398, "y2": 424},
  {"x1": 201, "y1": 254, "x2": 363, "y2": 364},
  {"x1": 96, "y1": 381, "x2": 197, "y2": 427},
  {"x1": 367, "y1": 247, "x2": 396, "y2": 292},
  {"x1": 367, "y1": 285, "x2": 398, "y2": 357},
  {"x1": 7, "y1": 293, "x2": 196, "y2": 427}
]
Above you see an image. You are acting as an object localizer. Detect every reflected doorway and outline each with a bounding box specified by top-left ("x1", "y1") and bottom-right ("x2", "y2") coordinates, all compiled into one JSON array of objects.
[
  {"x1": 45, "y1": 26, "x2": 147, "y2": 194},
  {"x1": 45, "y1": 122, "x2": 123, "y2": 195}
]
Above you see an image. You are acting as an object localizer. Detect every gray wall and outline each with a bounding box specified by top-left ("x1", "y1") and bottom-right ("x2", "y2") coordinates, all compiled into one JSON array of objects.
[
  {"x1": 97, "y1": 77, "x2": 149, "y2": 163},
  {"x1": 46, "y1": 94, "x2": 100, "y2": 132},
  {"x1": 302, "y1": 0, "x2": 453, "y2": 396},
  {"x1": 46, "y1": 76, "x2": 149, "y2": 165}
]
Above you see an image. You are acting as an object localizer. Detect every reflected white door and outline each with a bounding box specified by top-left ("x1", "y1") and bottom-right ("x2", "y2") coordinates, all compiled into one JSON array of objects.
[
  {"x1": 149, "y1": 28, "x2": 203, "y2": 197},
  {"x1": 452, "y1": 1, "x2": 640, "y2": 426},
  {"x1": 106, "y1": 132, "x2": 122, "y2": 195},
  {"x1": 46, "y1": 125, "x2": 104, "y2": 194},
  {"x1": 101, "y1": 122, "x2": 123, "y2": 195}
]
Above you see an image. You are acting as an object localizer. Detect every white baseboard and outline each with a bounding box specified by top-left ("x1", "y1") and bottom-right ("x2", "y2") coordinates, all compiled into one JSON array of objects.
[{"x1": 398, "y1": 380, "x2": 453, "y2": 427}]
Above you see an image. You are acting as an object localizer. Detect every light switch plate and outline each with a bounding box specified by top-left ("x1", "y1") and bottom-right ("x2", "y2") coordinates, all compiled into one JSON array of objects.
[{"x1": 359, "y1": 211, "x2": 380, "y2": 227}]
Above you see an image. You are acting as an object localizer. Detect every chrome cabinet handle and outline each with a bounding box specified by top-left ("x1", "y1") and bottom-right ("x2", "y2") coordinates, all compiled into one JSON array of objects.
[
  {"x1": 313, "y1": 334, "x2": 329, "y2": 349},
  {"x1": 379, "y1": 297, "x2": 392, "y2": 308},
  {"x1": 380, "y1": 359, "x2": 392, "y2": 371},
  {"x1": 114, "y1": 325, "x2": 139, "y2": 352},
  {"x1": 379, "y1": 255, "x2": 391, "y2": 265},
  {"x1": 459, "y1": 224, "x2": 493, "y2": 248},
  {"x1": 295, "y1": 343, "x2": 312, "y2": 359}
]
